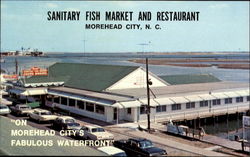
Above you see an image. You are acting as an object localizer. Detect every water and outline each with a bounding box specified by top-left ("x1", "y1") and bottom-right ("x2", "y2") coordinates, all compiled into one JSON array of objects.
[
  {"x1": 1, "y1": 52, "x2": 249, "y2": 82},
  {"x1": 175, "y1": 113, "x2": 250, "y2": 141}
]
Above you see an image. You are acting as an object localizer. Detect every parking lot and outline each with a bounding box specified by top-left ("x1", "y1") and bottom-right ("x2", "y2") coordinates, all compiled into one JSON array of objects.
[
  {"x1": 1, "y1": 109, "x2": 194, "y2": 156},
  {"x1": 1, "y1": 105, "x2": 249, "y2": 156}
]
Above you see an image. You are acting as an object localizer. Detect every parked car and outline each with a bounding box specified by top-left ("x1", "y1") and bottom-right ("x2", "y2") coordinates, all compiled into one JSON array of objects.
[
  {"x1": 53, "y1": 116, "x2": 81, "y2": 130},
  {"x1": 78, "y1": 125, "x2": 114, "y2": 140},
  {"x1": 113, "y1": 138, "x2": 167, "y2": 156},
  {"x1": 28, "y1": 108, "x2": 58, "y2": 123},
  {"x1": 98, "y1": 146, "x2": 127, "y2": 156},
  {"x1": 0, "y1": 105, "x2": 10, "y2": 115},
  {"x1": 10, "y1": 104, "x2": 34, "y2": 116}
]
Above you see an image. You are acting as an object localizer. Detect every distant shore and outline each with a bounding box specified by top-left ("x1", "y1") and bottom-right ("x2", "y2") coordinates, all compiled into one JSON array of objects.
[{"x1": 129, "y1": 59, "x2": 250, "y2": 70}]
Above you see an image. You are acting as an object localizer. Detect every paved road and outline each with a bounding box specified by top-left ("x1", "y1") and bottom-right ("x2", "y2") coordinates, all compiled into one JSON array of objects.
[{"x1": 0, "y1": 116, "x2": 106, "y2": 156}]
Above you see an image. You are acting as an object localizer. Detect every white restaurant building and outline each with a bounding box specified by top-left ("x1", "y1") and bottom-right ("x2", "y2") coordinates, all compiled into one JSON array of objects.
[{"x1": 8, "y1": 63, "x2": 250, "y2": 123}]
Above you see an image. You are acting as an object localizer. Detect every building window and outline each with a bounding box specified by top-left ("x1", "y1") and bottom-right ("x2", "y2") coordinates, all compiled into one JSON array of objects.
[
  {"x1": 68, "y1": 99, "x2": 75, "y2": 107},
  {"x1": 47, "y1": 96, "x2": 52, "y2": 102},
  {"x1": 171, "y1": 104, "x2": 181, "y2": 111},
  {"x1": 86, "y1": 102, "x2": 94, "y2": 112},
  {"x1": 247, "y1": 96, "x2": 250, "y2": 101},
  {"x1": 186, "y1": 102, "x2": 195, "y2": 109},
  {"x1": 236, "y1": 97, "x2": 244, "y2": 103},
  {"x1": 212, "y1": 99, "x2": 221, "y2": 105},
  {"x1": 225, "y1": 98, "x2": 232, "y2": 104},
  {"x1": 95, "y1": 105, "x2": 104, "y2": 114},
  {"x1": 127, "y1": 108, "x2": 131, "y2": 114},
  {"x1": 61, "y1": 97, "x2": 68, "y2": 105},
  {"x1": 54, "y1": 97, "x2": 60, "y2": 104},
  {"x1": 156, "y1": 105, "x2": 167, "y2": 113},
  {"x1": 200, "y1": 101, "x2": 208, "y2": 107},
  {"x1": 77, "y1": 100, "x2": 85, "y2": 110},
  {"x1": 140, "y1": 106, "x2": 147, "y2": 114}
]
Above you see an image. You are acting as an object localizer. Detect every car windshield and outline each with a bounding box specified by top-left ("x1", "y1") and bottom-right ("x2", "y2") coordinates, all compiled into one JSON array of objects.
[
  {"x1": 40, "y1": 111, "x2": 52, "y2": 115},
  {"x1": 139, "y1": 140, "x2": 153, "y2": 148},
  {"x1": 113, "y1": 152, "x2": 127, "y2": 157},
  {"x1": 67, "y1": 123, "x2": 80, "y2": 127},
  {"x1": 92, "y1": 128, "x2": 105, "y2": 132},
  {"x1": 0, "y1": 106, "x2": 8, "y2": 109},
  {"x1": 65, "y1": 119, "x2": 75, "y2": 123},
  {"x1": 20, "y1": 106, "x2": 30, "y2": 109}
]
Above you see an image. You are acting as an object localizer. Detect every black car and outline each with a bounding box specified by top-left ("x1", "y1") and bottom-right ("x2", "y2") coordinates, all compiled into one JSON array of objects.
[{"x1": 113, "y1": 138, "x2": 167, "y2": 156}]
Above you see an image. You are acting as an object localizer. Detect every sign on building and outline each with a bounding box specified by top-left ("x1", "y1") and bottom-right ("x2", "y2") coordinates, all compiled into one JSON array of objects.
[
  {"x1": 242, "y1": 116, "x2": 250, "y2": 140},
  {"x1": 3, "y1": 74, "x2": 18, "y2": 79},
  {"x1": 22, "y1": 67, "x2": 48, "y2": 76},
  {"x1": 243, "y1": 116, "x2": 250, "y2": 127}
]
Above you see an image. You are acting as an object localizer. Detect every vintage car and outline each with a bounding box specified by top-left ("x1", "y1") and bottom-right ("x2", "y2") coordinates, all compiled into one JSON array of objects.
[
  {"x1": 28, "y1": 109, "x2": 58, "y2": 123},
  {"x1": 97, "y1": 146, "x2": 127, "y2": 156},
  {"x1": 113, "y1": 138, "x2": 167, "y2": 156},
  {"x1": 10, "y1": 104, "x2": 34, "y2": 116},
  {"x1": 0, "y1": 105, "x2": 11, "y2": 115},
  {"x1": 53, "y1": 116, "x2": 81, "y2": 130},
  {"x1": 77, "y1": 125, "x2": 114, "y2": 140}
]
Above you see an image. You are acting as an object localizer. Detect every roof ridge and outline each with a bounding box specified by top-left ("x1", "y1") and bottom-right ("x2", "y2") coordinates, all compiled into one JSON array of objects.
[{"x1": 54, "y1": 62, "x2": 140, "y2": 68}]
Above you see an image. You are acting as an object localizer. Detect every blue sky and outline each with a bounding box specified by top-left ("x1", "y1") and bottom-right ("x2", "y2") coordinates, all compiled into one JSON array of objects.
[{"x1": 1, "y1": 1, "x2": 249, "y2": 53}]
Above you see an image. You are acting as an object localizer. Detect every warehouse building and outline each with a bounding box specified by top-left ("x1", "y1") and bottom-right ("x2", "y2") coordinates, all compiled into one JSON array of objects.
[{"x1": 8, "y1": 63, "x2": 250, "y2": 123}]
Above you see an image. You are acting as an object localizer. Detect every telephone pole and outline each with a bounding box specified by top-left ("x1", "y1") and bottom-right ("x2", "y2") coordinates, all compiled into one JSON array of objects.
[{"x1": 146, "y1": 58, "x2": 152, "y2": 132}]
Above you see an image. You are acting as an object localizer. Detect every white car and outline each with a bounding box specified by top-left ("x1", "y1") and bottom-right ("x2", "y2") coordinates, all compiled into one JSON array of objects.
[
  {"x1": 29, "y1": 109, "x2": 58, "y2": 123},
  {"x1": 10, "y1": 104, "x2": 34, "y2": 116},
  {"x1": 80, "y1": 125, "x2": 114, "y2": 140},
  {"x1": 53, "y1": 116, "x2": 81, "y2": 130},
  {"x1": 98, "y1": 146, "x2": 127, "y2": 156},
  {"x1": 0, "y1": 105, "x2": 11, "y2": 115}
]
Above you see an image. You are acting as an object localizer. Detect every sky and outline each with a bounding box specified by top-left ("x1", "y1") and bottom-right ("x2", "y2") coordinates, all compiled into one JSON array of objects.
[{"x1": 1, "y1": 1, "x2": 249, "y2": 53}]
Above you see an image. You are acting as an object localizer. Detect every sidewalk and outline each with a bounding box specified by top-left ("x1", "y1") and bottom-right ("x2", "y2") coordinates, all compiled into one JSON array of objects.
[
  {"x1": 202, "y1": 135, "x2": 250, "y2": 153},
  {"x1": 107, "y1": 123, "x2": 226, "y2": 156}
]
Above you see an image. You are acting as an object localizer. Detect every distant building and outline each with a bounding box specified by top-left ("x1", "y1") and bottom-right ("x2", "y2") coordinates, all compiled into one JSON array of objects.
[{"x1": 7, "y1": 63, "x2": 250, "y2": 123}]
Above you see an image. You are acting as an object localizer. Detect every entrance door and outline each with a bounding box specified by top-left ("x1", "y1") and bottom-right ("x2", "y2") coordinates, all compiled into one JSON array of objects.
[{"x1": 113, "y1": 108, "x2": 117, "y2": 120}]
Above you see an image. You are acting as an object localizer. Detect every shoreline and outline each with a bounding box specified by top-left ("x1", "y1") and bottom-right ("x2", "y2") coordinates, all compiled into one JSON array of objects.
[{"x1": 129, "y1": 59, "x2": 250, "y2": 70}]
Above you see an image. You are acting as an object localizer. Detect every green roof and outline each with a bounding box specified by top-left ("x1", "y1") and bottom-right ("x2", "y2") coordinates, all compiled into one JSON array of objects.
[
  {"x1": 159, "y1": 74, "x2": 221, "y2": 85},
  {"x1": 24, "y1": 63, "x2": 139, "y2": 91}
]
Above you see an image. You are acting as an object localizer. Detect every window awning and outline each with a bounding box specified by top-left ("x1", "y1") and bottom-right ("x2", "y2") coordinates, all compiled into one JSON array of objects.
[
  {"x1": 113, "y1": 100, "x2": 142, "y2": 108},
  {"x1": 224, "y1": 92, "x2": 240, "y2": 97},
  {"x1": 198, "y1": 94, "x2": 216, "y2": 100},
  {"x1": 139, "y1": 98, "x2": 159, "y2": 106},
  {"x1": 48, "y1": 90, "x2": 113, "y2": 106},
  {"x1": 48, "y1": 90, "x2": 68, "y2": 97},
  {"x1": 154, "y1": 97, "x2": 174, "y2": 105},
  {"x1": 24, "y1": 82, "x2": 64, "y2": 88},
  {"x1": 169, "y1": 97, "x2": 189, "y2": 104},
  {"x1": 112, "y1": 103, "x2": 123, "y2": 109},
  {"x1": 26, "y1": 89, "x2": 47, "y2": 95},
  {"x1": 235, "y1": 90, "x2": 249, "y2": 96},
  {"x1": 184, "y1": 95, "x2": 204, "y2": 102},
  {"x1": 211, "y1": 92, "x2": 228, "y2": 99}
]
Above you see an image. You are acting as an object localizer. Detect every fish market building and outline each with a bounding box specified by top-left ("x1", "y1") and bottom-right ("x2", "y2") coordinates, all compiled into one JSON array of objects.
[{"x1": 8, "y1": 63, "x2": 250, "y2": 123}]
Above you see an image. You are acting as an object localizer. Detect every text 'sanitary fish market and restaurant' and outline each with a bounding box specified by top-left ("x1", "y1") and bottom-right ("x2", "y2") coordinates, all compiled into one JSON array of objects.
[{"x1": 4, "y1": 62, "x2": 250, "y2": 124}]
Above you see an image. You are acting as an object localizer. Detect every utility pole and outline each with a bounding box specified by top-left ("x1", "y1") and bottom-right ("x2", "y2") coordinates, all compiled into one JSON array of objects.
[
  {"x1": 15, "y1": 58, "x2": 18, "y2": 75},
  {"x1": 146, "y1": 58, "x2": 152, "y2": 132}
]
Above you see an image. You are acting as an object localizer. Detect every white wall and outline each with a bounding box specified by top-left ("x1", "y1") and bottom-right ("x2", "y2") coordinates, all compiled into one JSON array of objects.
[
  {"x1": 107, "y1": 68, "x2": 167, "y2": 90},
  {"x1": 138, "y1": 96, "x2": 250, "y2": 122}
]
